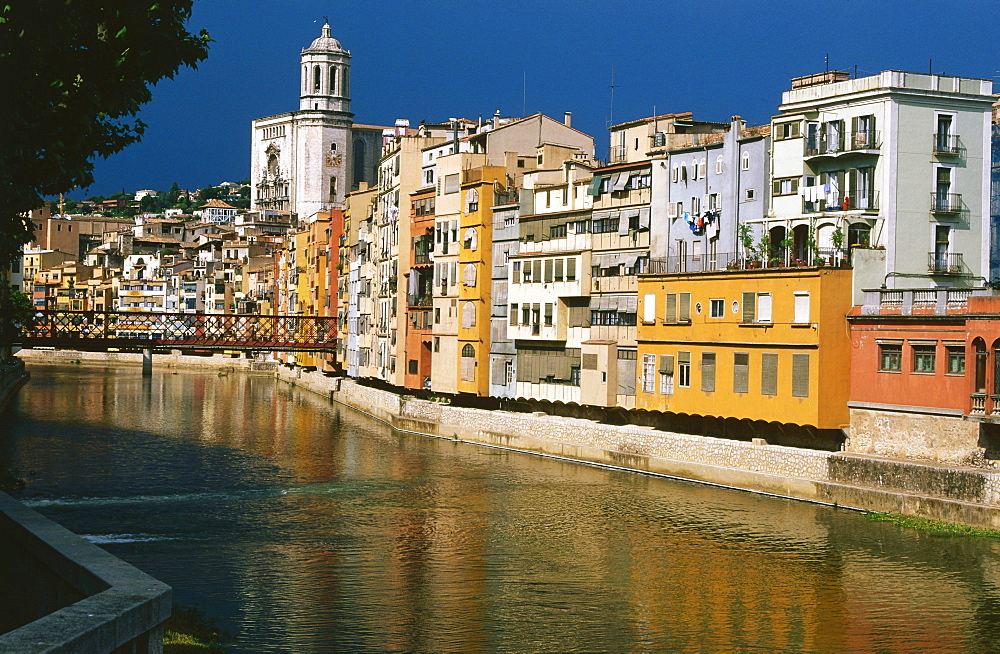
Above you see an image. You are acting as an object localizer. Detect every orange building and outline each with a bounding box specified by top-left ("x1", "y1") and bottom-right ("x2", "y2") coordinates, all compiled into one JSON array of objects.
[
  {"x1": 635, "y1": 266, "x2": 853, "y2": 447},
  {"x1": 404, "y1": 188, "x2": 435, "y2": 390},
  {"x1": 847, "y1": 287, "x2": 1000, "y2": 464}
]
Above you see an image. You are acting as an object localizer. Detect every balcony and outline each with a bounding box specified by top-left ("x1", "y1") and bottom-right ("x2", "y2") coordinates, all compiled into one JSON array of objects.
[
  {"x1": 927, "y1": 252, "x2": 965, "y2": 275},
  {"x1": 931, "y1": 192, "x2": 962, "y2": 215},
  {"x1": 610, "y1": 145, "x2": 627, "y2": 164},
  {"x1": 803, "y1": 191, "x2": 879, "y2": 214},
  {"x1": 933, "y1": 133, "x2": 961, "y2": 156},
  {"x1": 804, "y1": 130, "x2": 881, "y2": 157},
  {"x1": 859, "y1": 286, "x2": 986, "y2": 316}
]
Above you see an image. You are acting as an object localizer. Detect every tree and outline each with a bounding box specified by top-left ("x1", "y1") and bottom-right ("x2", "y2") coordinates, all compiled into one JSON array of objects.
[{"x1": 0, "y1": 2, "x2": 209, "y2": 361}]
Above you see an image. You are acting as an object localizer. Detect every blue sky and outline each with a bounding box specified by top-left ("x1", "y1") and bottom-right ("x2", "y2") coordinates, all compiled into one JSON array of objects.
[{"x1": 79, "y1": 0, "x2": 1000, "y2": 198}]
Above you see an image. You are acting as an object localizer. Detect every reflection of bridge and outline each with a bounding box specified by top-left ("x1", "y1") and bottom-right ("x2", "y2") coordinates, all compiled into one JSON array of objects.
[{"x1": 16, "y1": 310, "x2": 338, "y2": 352}]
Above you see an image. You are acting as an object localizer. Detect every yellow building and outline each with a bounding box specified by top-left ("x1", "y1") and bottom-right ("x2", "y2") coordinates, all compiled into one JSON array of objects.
[
  {"x1": 456, "y1": 167, "x2": 504, "y2": 395},
  {"x1": 635, "y1": 267, "x2": 852, "y2": 442}
]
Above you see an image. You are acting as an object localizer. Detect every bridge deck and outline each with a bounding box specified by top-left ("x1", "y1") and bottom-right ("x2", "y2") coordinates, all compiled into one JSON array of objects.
[{"x1": 15, "y1": 310, "x2": 338, "y2": 352}]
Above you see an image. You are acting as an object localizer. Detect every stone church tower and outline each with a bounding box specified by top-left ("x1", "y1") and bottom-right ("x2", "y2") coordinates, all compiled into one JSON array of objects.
[{"x1": 251, "y1": 22, "x2": 384, "y2": 221}]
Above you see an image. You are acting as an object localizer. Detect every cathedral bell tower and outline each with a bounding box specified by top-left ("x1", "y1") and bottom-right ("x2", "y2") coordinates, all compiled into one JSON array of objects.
[{"x1": 299, "y1": 21, "x2": 351, "y2": 114}]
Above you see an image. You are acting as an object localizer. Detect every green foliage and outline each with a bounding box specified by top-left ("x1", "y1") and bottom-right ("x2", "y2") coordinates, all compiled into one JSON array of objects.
[
  {"x1": 0, "y1": 1, "x2": 210, "y2": 269},
  {"x1": 863, "y1": 511, "x2": 1000, "y2": 539},
  {"x1": 163, "y1": 604, "x2": 227, "y2": 653},
  {"x1": 197, "y1": 186, "x2": 221, "y2": 201},
  {"x1": 6, "y1": 285, "x2": 32, "y2": 329},
  {"x1": 831, "y1": 226, "x2": 845, "y2": 251}
]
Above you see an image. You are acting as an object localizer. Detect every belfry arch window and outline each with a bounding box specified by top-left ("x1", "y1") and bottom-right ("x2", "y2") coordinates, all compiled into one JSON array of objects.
[
  {"x1": 329, "y1": 66, "x2": 337, "y2": 94},
  {"x1": 267, "y1": 153, "x2": 279, "y2": 177},
  {"x1": 313, "y1": 65, "x2": 321, "y2": 92}
]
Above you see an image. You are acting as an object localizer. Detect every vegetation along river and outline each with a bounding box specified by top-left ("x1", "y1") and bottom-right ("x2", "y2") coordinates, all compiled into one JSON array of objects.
[{"x1": 3, "y1": 363, "x2": 1000, "y2": 652}]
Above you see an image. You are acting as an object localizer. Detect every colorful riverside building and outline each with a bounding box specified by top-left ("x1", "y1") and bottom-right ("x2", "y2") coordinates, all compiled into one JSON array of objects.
[
  {"x1": 846, "y1": 287, "x2": 1000, "y2": 465},
  {"x1": 403, "y1": 187, "x2": 435, "y2": 390},
  {"x1": 456, "y1": 166, "x2": 505, "y2": 396},
  {"x1": 635, "y1": 265, "x2": 854, "y2": 447}
]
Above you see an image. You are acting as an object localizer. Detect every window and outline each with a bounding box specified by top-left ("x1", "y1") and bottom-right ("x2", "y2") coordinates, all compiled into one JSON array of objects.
[
  {"x1": 878, "y1": 343, "x2": 903, "y2": 372},
  {"x1": 642, "y1": 354, "x2": 656, "y2": 393},
  {"x1": 554, "y1": 258, "x2": 564, "y2": 281},
  {"x1": 756, "y1": 293, "x2": 772, "y2": 323},
  {"x1": 677, "y1": 351, "x2": 691, "y2": 388},
  {"x1": 544, "y1": 303, "x2": 553, "y2": 326},
  {"x1": 433, "y1": 336, "x2": 440, "y2": 352},
  {"x1": 509, "y1": 304, "x2": 518, "y2": 326},
  {"x1": 733, "y1": 352, "x2": 750, "y2": 393},
  {"x1": 567, "y1": 258, "x2": 577, "y2": 281},
  {"x1": 329, "y1": 176, "x2": 337, "y2": 201},
  {"x1": 913, "y1": 344, "x2": 936, "y2": 373},
  {"x1": 408, "y1": 359, "x2": 418, "y2": 375},
  {"x1": 741, "y1": 152, "x2": 750, "y2": 171},
  {"x1": 792, "y1": 353, "x2": 810, "y2": 397},
  {"x1": 793, "y1": 292, "x2": 810, "y2": 324},
  {"x1": 444, "y1": 173, "x2": 459, "y2": 194},
  {"x1": 761, "y1": 353, "x2": 778, "y2": 396},
  {"x1": 772, "y1": 177, "x2": 799, "y2": 196},
  {"x1": 947, "y1": 345, "x2": 966, "y2": 375},
  {"x1": 544, "y1": 259, "x2": 554, "y2": 283},
  {"x1": 658, "y1": 354, "x2": 674, "y2": 394},
  {"x1": 434, "y1": 307, "x2": 441, "y2": 324},
  {"x1": 744, "y1": 188, "x2": 756, "y2": 201},
  {"x1": 550, "y1": 223, "x2": 567, "y2": 239},
  {"x1": 716, "y1": 155, "x2": 724, "y2": 175},
  {"x1": 643, "y1": 293, "x2": 656, "y2": 323},
  {"x1": 710, "y1": 299, "x2": 724, "y2": 319},
  {"x1": 464, "y1": 227, "x2": 477, "y2": 250},
  {"x1": 698, "y1": 158, "x2": 707, "y2": 179},
  {"x1": 701, "y1": 352, "x2": 716, "y2": 392},
  {"x1": 672, "y1": 164, "x2": 679, "y2": 183},
  {"x1": 462, "y1": 301, "x2": 476, "y2": 328},
  {"x1": 774, "y1": 121, "x2": 801, "y2": 140}
]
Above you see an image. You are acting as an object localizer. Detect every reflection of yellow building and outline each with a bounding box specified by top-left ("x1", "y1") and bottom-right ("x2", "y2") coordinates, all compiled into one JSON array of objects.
[
  {"x1": 636, "y1": 267, "x2": 852, "y2": 433},
  {"x1": 456, "y1": 167, "x2": 504, "y2": 396}
]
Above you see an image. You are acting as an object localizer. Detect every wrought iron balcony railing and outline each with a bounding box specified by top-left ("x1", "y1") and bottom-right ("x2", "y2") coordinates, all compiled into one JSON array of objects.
[
  {"x1": 927, "y1": 252, "x2": 965, "y2": 275},
  {"x1": 931, "y1": 192, "x2": 962, "y2": 214},
  {"x1": 933, "y1": 133, "x2": 961, "y2": 155}
]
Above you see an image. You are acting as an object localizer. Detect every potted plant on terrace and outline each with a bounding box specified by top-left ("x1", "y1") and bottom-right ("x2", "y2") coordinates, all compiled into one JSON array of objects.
[
  {"x1": 831, "y1": 225, "x2": 845, "y2": 266},
  {"x1": 738, "y1": 223, "x2": 755, "y2": 268}
]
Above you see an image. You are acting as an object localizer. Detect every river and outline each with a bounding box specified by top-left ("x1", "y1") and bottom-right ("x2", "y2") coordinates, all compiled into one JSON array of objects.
[{"x1": 3, "y1": 364, "x2": 1000, "y2": 652}]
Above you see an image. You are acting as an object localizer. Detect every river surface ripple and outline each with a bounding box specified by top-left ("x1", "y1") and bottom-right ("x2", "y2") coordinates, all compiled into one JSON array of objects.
[{"x1": 3, "y1": 365, "x2": 1000, "y2": 652}]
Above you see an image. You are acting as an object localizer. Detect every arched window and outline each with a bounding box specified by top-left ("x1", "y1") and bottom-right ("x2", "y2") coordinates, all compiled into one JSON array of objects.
[
  {"x1": 463, "y1": 263, "x2": 477, "y2": 287},
  {"x1": 464, "y1": 227, "x2": 477, "y2": 250},
  {"x1": 460, "y1": 343, "x2": 475, "y2": 381},
  {"x1": 716, "y1": 155, "x2": 724, "y2": 174},
  {"x1": 342, "y1": 67, "x2": 349, "y2": 96},
  {"x1": 313, "y1": 65, "x2": 321, "y2": 92},
  {"x1": 974, "y1": 338, "x2": 988, "y2": 394},
  {"x1": 329, "y1": 176, "x2": 337, "y2": 202},
  {"x1": 267, "y1": 153, "x2": 279, "y2": 177},
  {"x1": 698, "y1": 157, "x2": 707, "y2": 178},
  {"x1": 462, "y1": 302, "x2": 476, "y2": 328},
  {"x1": 466, "y1": 187, "x2": 479, "y2": 214},
  {"x1": 741, "y1": 151, "x2": 750, "y2": 171},
  {"x1": 329, "y1": 66, "x2": 337, "y2": 94},
  {"x1": 302, "y1": 66, "x2": 308, "y2": 94}
]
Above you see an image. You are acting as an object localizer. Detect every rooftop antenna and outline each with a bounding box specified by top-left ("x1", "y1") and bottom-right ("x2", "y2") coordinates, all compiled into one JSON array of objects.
[
  {"x1": 825, "y1": 54, "x2": 829, "y2": 73},
  {"x1": 608, "y1": 68, "x2": 621, "y2": 128},
  {"x1": 929, "y1": 58, "x2": 933, "y2": 74}
]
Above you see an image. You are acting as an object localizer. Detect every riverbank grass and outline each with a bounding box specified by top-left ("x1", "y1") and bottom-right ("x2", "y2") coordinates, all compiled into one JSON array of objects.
[
  {"x1": 863, "y1": 511, "x2": 1000, "y2": 538},
  {"x1": 163, "y1": 605, "x2": 227, "y2": 653}
]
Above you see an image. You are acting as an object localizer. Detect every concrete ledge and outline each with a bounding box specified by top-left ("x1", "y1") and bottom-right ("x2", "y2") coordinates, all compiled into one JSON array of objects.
[
  {"x1": 0, "y1": 492, "x2": 171, "y2": 653},
  {"x1": 17, "y1": 348, "x2": 268, "y2": 373}
]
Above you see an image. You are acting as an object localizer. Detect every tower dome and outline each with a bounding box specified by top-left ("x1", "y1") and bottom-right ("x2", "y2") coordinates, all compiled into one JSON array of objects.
[
  {"x1": 299, "y1": 21, "x2": 351, "y2": 113},
  {"x1": 303, "y1": 22, "x2": 343, "y2": 53}
]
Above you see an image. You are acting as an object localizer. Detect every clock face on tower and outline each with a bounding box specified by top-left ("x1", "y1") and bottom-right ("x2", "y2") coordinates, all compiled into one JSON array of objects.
[{"x1": 325, "y1": 151, "x2": 343, "y2": 168}]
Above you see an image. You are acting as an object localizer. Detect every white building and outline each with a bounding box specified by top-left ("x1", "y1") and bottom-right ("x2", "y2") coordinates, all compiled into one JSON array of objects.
[
  {"x1": 250, "y1": 22, "x2": 385, "y2": 220},
  {"x1": 767, "y1": 70, "x2": 995, "y2": 293}
]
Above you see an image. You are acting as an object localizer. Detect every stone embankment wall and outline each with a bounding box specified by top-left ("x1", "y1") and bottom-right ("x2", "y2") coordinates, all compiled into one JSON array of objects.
[
  {"x1": 17, "y1": 348, "x2": 274, "y2": 372},
  {"x1": 0, "y1": 358, "x2": 29, "y2": 414},
  {"x1": 275, "y1": 368, "x2": 1000, "y2": 530},
  {"x1": 0, "y1": 492, "x2": 171, "y2": 652}
]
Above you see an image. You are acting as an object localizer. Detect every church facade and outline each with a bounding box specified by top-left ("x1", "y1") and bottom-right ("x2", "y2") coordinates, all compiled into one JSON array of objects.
[{"x1": 250, "y1": 23, "x2": 385, "y2": 220}]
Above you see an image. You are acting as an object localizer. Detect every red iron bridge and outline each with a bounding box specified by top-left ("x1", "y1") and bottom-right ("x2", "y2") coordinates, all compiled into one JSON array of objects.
[{"x1": 15, "y1": 310, "x2": 338, "y2": 352}]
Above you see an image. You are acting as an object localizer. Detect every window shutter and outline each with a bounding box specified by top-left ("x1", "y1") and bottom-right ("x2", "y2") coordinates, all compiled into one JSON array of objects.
[
  {"x1": 679, "y1": 293, "x2": 691, "y2": 322},
  {"x1": 851, "y1": 115, "x2": 859, "y2": 137},
  {"x1": 870, "y1": 115, "x2": 877, "y2": 140},
  {"x1": 792, "y1": 353, "x2": 810, "y2": 397},
  {"x1": 790, "y1": 178, "x2": 799, "y2": 194},
  {"x1": 643, "y1": 293, "x2": 656, "y2": 323},
  {"x1": 757, "y1": 293, "x2": 772, "y2": 322},
  {"x1": 849, "y1": 169, "x2": 857, "y2": 202},
  {"x1": 544, "y1": 259, "x2": 554, "y2": 283},
  {"x1": 742, "y1": 292, "x2": 755, "y2": 323},
  {"x1": 659, "y1": 354, "x2": 674, "y2": 374},
  {"x1": 665, "y1": 293, "x2": 677, "y2": 323},
  {"x1": 733, "y1": 352, "x2": 749, "y2": 394},
  {"x1": 583, "y1": 353, "x2": 599, "y2": 370},
  {"x1": 509, "y1": 304, "x2": 518, "y2": 326},
  {"x1": 761, "y1": 353, "x2": 778, "y2": 396},
  {"x1": 791, "y1": 121, "x2": 801, "y2": 138},
  {"x1": 533, "y1": 260, "x2": 542, "y2": 282},
  {"x1": 794, "y1": 293, "x2": 810, "y2": 324},
  {"x1": 772, "y1": 179, "x2": 782, "y2": 196},
  {"x1": 701, "y1": 352, "x2": 716, "y2": 392},
  {"x1": 554, "y1": 258, "x2": 564, "y2": 281},
  {"x1": 491, "y1": 359, "x2": 505, "y2": 386}
]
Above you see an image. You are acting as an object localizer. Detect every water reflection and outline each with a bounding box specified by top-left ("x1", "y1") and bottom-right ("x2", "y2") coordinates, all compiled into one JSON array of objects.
[{"x1": 3, "y1": 365, "x2": 1000, "y2": 652}]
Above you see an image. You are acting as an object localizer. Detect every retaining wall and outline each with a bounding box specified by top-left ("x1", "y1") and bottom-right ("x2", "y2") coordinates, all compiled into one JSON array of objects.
[
  {"x1": 0, "y1": 359, "x2": 28, "y2": 414},
  {"x1": 275, "y1": 368, "x2": 1000, "y2": 530},
  {"x1": 0, "y1": 492, "x2": 171, "y2": 652}
]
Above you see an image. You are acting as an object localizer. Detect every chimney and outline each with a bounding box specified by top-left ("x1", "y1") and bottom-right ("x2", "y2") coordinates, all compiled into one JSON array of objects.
[
  {"x1": 564, "y1": 112, "x2": 572, "y2": 128},
  {"x1": 394, "y1": 118, "x2": 410, "y2": 137},
  {"x1": 493, "y1": 109, "x2": 501, "y2": 130},
  {"x1": 358, "y1": 181, "x2": 369, "y2": 192}
]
